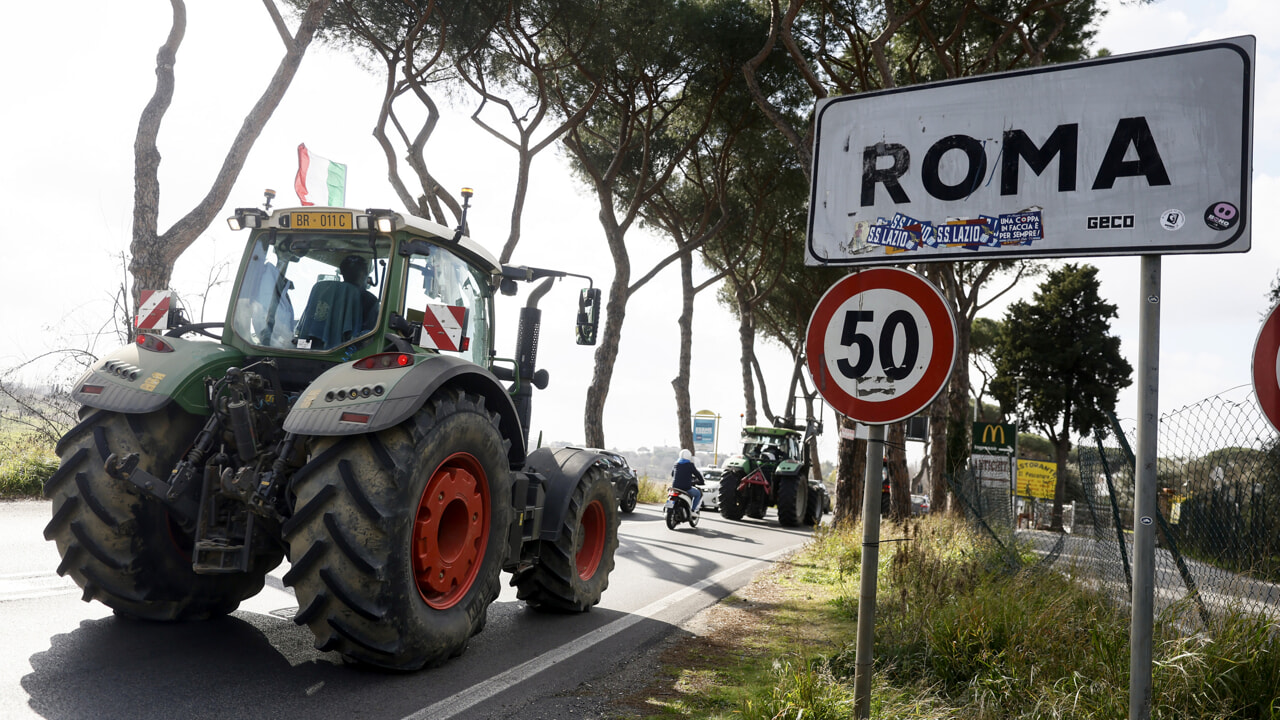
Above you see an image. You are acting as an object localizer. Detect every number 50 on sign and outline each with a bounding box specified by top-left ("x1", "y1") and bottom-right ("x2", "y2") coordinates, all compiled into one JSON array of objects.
[{"x1": 806, "y1": 268, "x2": 957, "y2": 425}]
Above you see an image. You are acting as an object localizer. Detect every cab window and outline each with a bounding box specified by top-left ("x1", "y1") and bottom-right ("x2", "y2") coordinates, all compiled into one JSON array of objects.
[
  {"x1": 402, "y1": 244, "x2": 492, "y2": 367},
  {"x1": 232, "y1": 234, "x2": 388, "y2": 351}
]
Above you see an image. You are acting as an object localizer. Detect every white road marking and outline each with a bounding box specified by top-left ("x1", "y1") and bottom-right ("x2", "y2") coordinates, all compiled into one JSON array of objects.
[
  {"x1": 406, "y1": 546, "x2": 795, "y2": 720},
  {"x1": 0, "y1": 571, "x2": 78, "y2": 602}
]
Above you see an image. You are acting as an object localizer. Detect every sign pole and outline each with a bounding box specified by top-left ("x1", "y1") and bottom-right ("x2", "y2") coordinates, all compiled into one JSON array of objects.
[
  {"x1": 804, "y1": 268, "x2": 956, "y2": 719},
  {"x1": 852, "y1": 423, "x2": 885, "y2": 719},
  {"x1": 714, "y1": 413, "x2": 720, "y2": 465},
  {"x1": 1129, "y1": 255, "x2": 1161, "y2": 720}
]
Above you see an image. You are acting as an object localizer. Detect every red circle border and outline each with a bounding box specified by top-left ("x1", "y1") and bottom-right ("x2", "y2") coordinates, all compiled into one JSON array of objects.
[
  {"x1": 1252, "y1": 304, "x2": 1280, "y2": 433},
  {"x1": 805, "y1": 268, "x2": 957, "y2": 424}
]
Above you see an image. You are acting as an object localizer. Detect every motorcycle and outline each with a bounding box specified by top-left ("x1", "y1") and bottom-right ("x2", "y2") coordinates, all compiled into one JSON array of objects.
[{"x1": 664, "y1": 487, "x2": 700, "y2": 530}]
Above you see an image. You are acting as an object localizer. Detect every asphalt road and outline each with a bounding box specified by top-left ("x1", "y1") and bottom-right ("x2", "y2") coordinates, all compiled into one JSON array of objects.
[{"x1": 1, "y1": 499, "x2": 816, "y2": 720}]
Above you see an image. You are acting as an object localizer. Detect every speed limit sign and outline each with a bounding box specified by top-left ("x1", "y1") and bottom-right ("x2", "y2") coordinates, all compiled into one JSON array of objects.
[
  {"x1": 1252, "y1": 302, "x2": 1280, "y2": 433},
  {"x1": 805, "y1": 268, "x2": 957, "y2": 424}
]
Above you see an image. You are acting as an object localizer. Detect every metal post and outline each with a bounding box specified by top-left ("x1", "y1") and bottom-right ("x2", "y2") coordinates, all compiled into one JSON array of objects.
[
  {"x1": 714, "y1": 413, "x2": 721, "y2": 465},
  {"x1": 1130, "y1": 255, "x2": 1161, "y2": 720},
  {"x1": 852, "y1": 424, "x2": 885, "y2": 718}
]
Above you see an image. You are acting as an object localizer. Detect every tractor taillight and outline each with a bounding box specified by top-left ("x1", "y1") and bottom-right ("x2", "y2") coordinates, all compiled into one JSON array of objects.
[
  {"x1": 339, "y1": 412, "x2": 371, "y2": 424},
  {"x1": 353, "y1": 353, "x2": 414, "y2": 370},
  {"x1": 135, "y1": 334, "x2": 174, "y2": 353}
]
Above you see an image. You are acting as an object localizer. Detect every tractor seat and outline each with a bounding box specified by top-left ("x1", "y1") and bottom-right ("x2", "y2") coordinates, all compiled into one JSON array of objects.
[{"x1": 295, "y1": 281, "x2": 365, "y2": 350}]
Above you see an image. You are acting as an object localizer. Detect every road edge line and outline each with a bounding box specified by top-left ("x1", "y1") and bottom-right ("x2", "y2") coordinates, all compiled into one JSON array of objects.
[{"x1": 408, "y1": 545, "x2": 796, "y2": 720}]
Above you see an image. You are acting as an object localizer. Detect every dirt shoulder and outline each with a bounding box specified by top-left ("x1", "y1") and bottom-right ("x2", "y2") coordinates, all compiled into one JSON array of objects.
[{"x1": 522, "y1": 551, "x2": 837, "y2": 720}]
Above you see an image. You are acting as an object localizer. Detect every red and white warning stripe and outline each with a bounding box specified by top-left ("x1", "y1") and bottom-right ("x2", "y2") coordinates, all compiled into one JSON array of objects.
[
  {"x1": 135, "y1": 290, "x2": 171, "y2": 331},
  {"x1": 419, "y1": 304, "x2": 468, "y2": 352}
]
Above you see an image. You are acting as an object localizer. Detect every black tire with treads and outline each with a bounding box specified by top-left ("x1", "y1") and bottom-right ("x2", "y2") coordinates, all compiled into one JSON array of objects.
[
  {"x1": 513, "y1": 466, "x2": 618, "y2": 612},
  {"x1": 804, "y1": 484, "x2": 826, "y2": 526},
  {"x1": 775, "y1": 475, "x2": 806, "y2": 528},
  {"x1": 43, "y1": 406, "x2": 280, "y2": 620},
  {"x1": 718, "y1": 470, "x2": 746, "y2": 520},
  {"x1": 283, "y1": 389, "x2": 512, "y2": 670}
]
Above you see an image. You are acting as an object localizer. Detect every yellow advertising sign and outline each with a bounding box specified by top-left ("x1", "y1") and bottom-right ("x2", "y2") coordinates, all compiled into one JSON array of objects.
[{"x1": 1016, "y1": 459, "x2": 1057, "y2": 499}]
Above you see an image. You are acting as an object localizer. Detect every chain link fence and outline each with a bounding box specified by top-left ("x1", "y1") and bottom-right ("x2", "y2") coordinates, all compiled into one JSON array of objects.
[{"x1": 951, "y1": 385, "x2": 1280, "y2": 625}]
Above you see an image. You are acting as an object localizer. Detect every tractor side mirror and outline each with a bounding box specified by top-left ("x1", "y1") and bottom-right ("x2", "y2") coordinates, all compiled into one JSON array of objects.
[{"x1": 576, "y1": 287, "x2": 601, "y2": 346}]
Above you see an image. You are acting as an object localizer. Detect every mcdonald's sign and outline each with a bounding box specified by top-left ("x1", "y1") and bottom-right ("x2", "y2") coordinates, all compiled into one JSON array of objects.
[{"x1": 971, "y1": 422, "x2": 1016, "y2": 453}]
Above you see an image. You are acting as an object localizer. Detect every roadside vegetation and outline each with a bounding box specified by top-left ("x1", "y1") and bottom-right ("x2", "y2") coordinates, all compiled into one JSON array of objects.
[
  {"x1": 0, "y1": 430, "x2": 57, "y2": 499},
  {"x1": 627, "y1": 516, "x2": 1280, "y2": 719},
  {"x1": 637, "y1": 475, "x2": 671, "y2": 505}
]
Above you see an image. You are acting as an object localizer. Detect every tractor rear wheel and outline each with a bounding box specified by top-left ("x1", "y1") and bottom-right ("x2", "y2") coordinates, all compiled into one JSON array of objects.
[
  {"x1": 284, "y1": 389, "x2": 511, "y2": 670},
  {"x1": 776, "y1": 475, "x2": 807, "y2": 528},
  {"x1": 44, "y1": 406, "x2": 279, "y2": 620},
  {"x1": 718, "y1": 470, "x2": 746, "y2": 521},
  {"x1": 515, "y1": 466, "x2": 619, "y2": 612}
]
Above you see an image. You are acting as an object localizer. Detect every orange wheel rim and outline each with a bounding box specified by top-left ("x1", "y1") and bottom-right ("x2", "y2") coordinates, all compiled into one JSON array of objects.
[
  {"x1": 413, "y1": 452, "x2": 490, "y2": 609},
  {"x1": 576, "y1": 499, "x2": 606, "y2": 580}
]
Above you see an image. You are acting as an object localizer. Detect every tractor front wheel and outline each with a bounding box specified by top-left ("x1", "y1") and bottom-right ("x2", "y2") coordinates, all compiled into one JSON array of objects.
[
  {"x1": 718, "y1": 470, "x2": 746, "y2": 521},
  {"x1": 515, "y1": 466, "x2": 619, "y2": 612},
  {"x1": 44, "y1": 406, "x2": 279, "y2": 621},
  {"x1": 284, "y1": 389, "x2": 511, "y2": 670}
]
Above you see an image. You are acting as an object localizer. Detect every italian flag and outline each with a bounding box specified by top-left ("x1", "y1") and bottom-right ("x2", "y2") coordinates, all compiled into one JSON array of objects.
[{"x1": 294, "y1": 143, "x2": 347, "y2": 206}]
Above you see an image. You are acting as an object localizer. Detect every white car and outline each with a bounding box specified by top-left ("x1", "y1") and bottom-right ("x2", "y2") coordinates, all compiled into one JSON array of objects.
[{"x1": 699, "y1": 466, "x2": 722, "y2": 511}]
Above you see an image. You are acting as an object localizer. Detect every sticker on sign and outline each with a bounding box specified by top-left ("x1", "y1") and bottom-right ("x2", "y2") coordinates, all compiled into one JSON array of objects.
[
  {"x1": 807, "y1": 36, "x2": 1254, "y2": 266},
  {"x1": 806, "y1": 268, "x2": 956, "y2": 424}
]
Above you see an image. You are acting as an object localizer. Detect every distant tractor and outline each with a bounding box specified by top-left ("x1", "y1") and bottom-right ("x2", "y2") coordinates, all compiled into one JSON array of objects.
[
  {"x1": 44, "y1": 193, "x2": 619, "y2": 671},
  {"x1": 717, "y1": 424, "x2": 826, "y2": 527}
]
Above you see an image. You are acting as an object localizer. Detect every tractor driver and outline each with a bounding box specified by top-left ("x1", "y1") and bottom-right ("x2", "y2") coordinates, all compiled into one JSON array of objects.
[{"x1": 339, "y1": 255, "x2": 380, "y2": 333}]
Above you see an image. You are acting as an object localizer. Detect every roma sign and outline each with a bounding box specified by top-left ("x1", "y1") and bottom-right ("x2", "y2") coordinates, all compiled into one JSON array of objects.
[{"x1": 807, "y1": 36, "x2": 1254, "y2": 266}]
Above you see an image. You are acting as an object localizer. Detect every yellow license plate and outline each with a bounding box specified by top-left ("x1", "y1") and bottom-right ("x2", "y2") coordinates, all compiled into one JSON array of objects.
[{"x1": 289, "y1": 211, "x2": 353, "y2": 230}]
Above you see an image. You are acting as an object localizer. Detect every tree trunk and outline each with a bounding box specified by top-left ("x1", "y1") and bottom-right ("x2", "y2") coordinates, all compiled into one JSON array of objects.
[
  {"x1": 833, "y1": 415, "x2": 866, "y2": 528},
  {"x1": 500, "y1": 149, "x2": 533, "y2": 264},
  {"x1": 583, "y1": 215, "x2": 629, "y2": 449},
  {"x1": 888, "y1": 421, "x2": 910, "y2": 520},
  {"x1": 927, "y1": 383, "x2": 949, "y2": 513},
  {"x1": 130, "y1": 0, "x2": 332, "y2": 311},
  {"x1": 1050, "y1": 431, "x2": 1070, "y2": 531},
  {"x1": 672, "y1": 249, "x2": 695, "y2": 451},
  {"x1": 734, "y1": 280, "x2": 758, "y2": 426},
  {"x1": 944, "y1": 329, "x2": 972, "y2": 515},
  {"x1": 130, "y1": 0, "x2": 186, "y2": 310}
]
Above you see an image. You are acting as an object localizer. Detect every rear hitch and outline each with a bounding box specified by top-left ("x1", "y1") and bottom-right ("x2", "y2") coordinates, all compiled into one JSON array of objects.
[{"x1": 106, "y1": 451, "x2": 201, "y2": 530}]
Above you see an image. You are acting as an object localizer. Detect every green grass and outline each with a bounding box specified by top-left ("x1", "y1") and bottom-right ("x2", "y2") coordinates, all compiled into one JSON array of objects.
[
  {"x1": 633, "y1": 516, "x2": 1280, "y2": 719},
  {"x1": 0, "y1": 430, "x2": 57, "y2": 498},
  {"x1": 637, "y1": 474, "x2": 669, "y2": 505}
]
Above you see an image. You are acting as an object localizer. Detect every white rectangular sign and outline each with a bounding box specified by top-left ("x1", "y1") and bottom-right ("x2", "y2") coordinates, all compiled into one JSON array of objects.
[{"x1": 807, "y1": 36, "x2": 1254, "y2": 266}]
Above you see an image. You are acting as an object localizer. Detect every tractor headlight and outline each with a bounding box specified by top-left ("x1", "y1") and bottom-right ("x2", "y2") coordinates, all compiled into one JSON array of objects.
[
  {"x1": 227, "y1": 208, "x2": 267, "y2": 231},
  {"x1": 364, "y1": 208, "x2": 397, "y2": 233}
]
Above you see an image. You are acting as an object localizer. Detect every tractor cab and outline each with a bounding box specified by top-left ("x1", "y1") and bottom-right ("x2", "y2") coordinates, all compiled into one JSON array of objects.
[
  {"x1": 740, "y1": 426, "x2": 802, "y2": 477},
  {"x1": 224, "y1": 206, "x2": 499, "y2": 381}
]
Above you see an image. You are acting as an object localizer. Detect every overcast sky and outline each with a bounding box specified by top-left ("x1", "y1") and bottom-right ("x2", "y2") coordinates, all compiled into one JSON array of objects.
[{"x1": 2, "y1": 0, "x2": 1278, "y2": 467}]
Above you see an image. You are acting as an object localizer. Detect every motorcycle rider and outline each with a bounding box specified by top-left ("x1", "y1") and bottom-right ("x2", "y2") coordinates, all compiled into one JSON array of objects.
[{"x1": 670, "y1": 449, "x2": 704, "y2": 515}]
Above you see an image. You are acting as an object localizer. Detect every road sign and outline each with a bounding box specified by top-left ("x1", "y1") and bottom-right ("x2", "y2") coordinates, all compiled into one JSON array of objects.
[
  {"x1": 135, "y1": 290, "x2": 171, "y2": 331},
  {"x1": 693, "y1": 416, "x2": 716, "y2": 445},
  {"x1": 806, "y1": 268, "x2": 956, "y2": 424},
  {"x1": 1252, "y1": 303, "x2": 1280, "y2": 433},
  {"x1": 972, "y1": 422, "x2": 1016, "y2": 453},
  {"x1": 807, "y1": 36, "x2": 1254, "y2": 266},
  {"x1": 1016, "y1": 460, "x2": 1058, "y2": 499}
]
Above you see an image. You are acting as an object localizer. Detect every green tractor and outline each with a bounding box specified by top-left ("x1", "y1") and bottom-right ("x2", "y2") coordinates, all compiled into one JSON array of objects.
[
  {"x1": 43, "y1": 193, "x2": 619, "y2": 671},
  {"x1": 717, "y1": 423, "x2": 826, "y2": 527}
]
